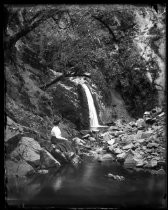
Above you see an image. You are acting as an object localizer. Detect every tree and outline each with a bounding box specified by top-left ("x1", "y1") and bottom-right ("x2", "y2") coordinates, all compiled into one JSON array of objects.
[{"x1": 3, "y1": 5, "x2": 68, "y2": 50}]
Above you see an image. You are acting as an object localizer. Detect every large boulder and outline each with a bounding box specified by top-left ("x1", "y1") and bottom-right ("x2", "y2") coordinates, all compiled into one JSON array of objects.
[
  {"x1": 141, "y1": 130, "x2": 153, "y2": 139},
  {"x1": 100, "y1": 153, "x2": 114, "y2": 161},
  {"x1": 101, "y1": 132, "x2": 112, "y2": 142},
  {"x1": 124, "y1": 150, "x2": 136, "y2": 168},
  {"x1": 10, "y1": 137, "x2": 42, "y2": 168},
  {"x1": 5, "y1": 159, "x2": 35, "y2": 178},
  {"x1": 40, "y1": 148, "x2": 61, "y2": 169},
  {"x1": 123, "y1": 143, "x2": 134, "y2": 150},
  {"x1": 136, "y1": 118, "x2": 146, "y2": 129}
]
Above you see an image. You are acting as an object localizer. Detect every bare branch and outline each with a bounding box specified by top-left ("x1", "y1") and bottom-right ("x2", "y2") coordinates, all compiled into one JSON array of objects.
[{"x1": 92, "y1": 15, "x2": 119, "y2": 43}]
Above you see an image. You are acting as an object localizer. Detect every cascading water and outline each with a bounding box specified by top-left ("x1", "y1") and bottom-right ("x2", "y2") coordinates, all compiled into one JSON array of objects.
[{"x1": 81, "y1": 83, "x2": 99, "y2": 128}]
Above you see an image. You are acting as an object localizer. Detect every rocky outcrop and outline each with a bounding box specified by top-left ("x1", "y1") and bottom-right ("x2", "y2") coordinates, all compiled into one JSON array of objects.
[
  {"x1": 5, "y1": 159, "x2": 35, "y2": 178},
  {"x1": 10, "y1": 137, "x2": 42, "y2": 168},
  {"x1": 5, "y1": 135, "x2": 61, "y2": 181},
  {"x1": 40, "y1": 149, "x2": 61, "y2": 169},
  {"x1": 74, "y1": 106, "x2": 166, "y2": 175},
  {"x1": 105, "y1": 108, "x2": 166, "y2": 171}
]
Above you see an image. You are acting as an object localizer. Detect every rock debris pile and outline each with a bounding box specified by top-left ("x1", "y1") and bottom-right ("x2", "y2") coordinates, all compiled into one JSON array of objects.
[{"x1": 77, "y1": 107, "x2": 166, "y2": 174}]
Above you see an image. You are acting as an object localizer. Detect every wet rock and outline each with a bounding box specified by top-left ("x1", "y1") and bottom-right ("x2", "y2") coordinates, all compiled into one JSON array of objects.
[
  {"x1": 156, "y1": 168, "x2": 166, "y2": 175},
  {"x1": 5, "y1": 159, "x2": 35, "y2": 178},
  {"x1": 107, "y1": 173, "x2": 125, "y2": 181},
  {"x1": 157, "y1": 160, "x2": 166, "y2": 167},
  {"x1": 101, "y1": 153, "x2": 114, "y2": 161},
  {"x1": 144, "y1": 159, "x2": 157, "y2": 168},
  {"x1": 40, "y1": 149, "x2": 61, "y2": 169},
  {"x1": 72, "y1": 137, "x2": 85, "y2": 145},
  {"x1": 71, "y1": 155, "x2": 81, "y2": 166},
  {"x1": 124, "y1": 152, "x2": 136, "y2": 168},
  {"x1": 37, "y1": 169, "x2": 49, "y2": 174}
]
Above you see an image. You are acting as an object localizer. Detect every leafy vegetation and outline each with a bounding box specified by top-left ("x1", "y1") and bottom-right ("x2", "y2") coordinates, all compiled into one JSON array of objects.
[{"x1": 4, "y1": 4, "x2": 165, "y2": 118}]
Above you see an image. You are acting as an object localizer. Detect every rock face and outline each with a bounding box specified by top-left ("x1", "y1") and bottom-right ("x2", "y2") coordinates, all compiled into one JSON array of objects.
[
  {"x1": 40, "y1": 149, "x2": 61, "y2": 169},
  {"x1": 10, "y1": 137, "x2": 42, "y2": 168},
  {"x1": 5, "y1": 160, "x2": 35, "y2": 178},
  {"x1": 5, "y1": 136, "x2": 61, "y2": 181}
]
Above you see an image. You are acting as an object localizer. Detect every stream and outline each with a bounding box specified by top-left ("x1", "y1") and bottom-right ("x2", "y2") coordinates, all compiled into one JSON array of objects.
[{"x1": 7, "y1": 158, "x2": 166, "y2": 208}]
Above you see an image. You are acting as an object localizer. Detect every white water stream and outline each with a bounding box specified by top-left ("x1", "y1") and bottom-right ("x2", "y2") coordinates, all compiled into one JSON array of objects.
[{"x1": 81, "y1": 83, "x2": 99, "y2": 127}]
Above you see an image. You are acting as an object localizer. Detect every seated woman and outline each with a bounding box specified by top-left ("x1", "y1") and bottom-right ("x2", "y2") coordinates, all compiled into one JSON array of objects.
[{"x1": 51, "y1": 119, "x2": 75, "y2": 159}]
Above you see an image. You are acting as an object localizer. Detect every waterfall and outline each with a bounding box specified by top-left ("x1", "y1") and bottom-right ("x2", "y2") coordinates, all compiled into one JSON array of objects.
[{"x1": 82, "y1": 83, "x2": 99, "y2": 127}]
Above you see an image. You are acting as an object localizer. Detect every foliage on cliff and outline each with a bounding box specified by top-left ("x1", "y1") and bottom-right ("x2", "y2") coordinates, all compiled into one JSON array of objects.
[{"x1": 4, "y1": 4, "x2": 165, "y2": 118}]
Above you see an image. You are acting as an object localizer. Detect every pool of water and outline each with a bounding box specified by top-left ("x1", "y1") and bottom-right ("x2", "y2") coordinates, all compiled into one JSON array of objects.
[{"x1": 6, "y1": 159, "x2": 166, "y2": 208}]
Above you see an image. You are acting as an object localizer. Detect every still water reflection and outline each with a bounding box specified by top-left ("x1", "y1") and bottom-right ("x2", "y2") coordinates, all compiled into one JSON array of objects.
[{"x1": 7, "y1": 159, "x2": 166, "y2": 208}]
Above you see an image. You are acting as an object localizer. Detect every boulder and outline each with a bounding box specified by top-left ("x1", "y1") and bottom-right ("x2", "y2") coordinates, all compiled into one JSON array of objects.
[
  {"x1": 5, "y1": 160, "x2": 35, "y2": 178},
  {"x1": 71, "y1": 155, "x2": 81, "y2": 166},
  {"x1": 101, "y1": 153, "x2": 114, "y2": 161},
  {"x1": 40, "y1": 149, "x2": 61, "y2": 169},
  {"x1": 37, "y1": 169, "x2": 49, "y2": 174},
  {"x1": 144, "y1": 159, "x2": 157, "y2": 168},
  {"x1": 134, "y1": 142, "x2": 140, "y2": 148},
  {"x1": 72, "y1": 137, "x2": 85, "y2": 145},
  {"x1": 107, "y1": 139, "x2": 115, "y2": 146},
  {"x1": 135, "y1": 130, "x2": 143, "y2": 139},
  {"x1": 89, "y1": 137, "x2": 96, "y2": 142},
  {"x1": 157, "y1": 112, "x2": 165, "y2": 118},
  {"x1": 10, "y1": 137, "x2": 42, "y2": 168},
  {"x1": 5, "y1": 133, "x2": 22, "y2": 155},
  {"x1": 108, "y1": 126, "x2": 120, "y2": 131},
  {"x1": 107, "y1": 173, "x2": 125, "y2": 181},
  {"x1": 147, "y1": 142, "x2": 159, "y2": 148},
  {"x1": 156, "y1": 168, "x2": 166, "y2": 175},
  {"x1": 101, "y1": 132, "x2": 112, "y2": 142},
  {"x1": 145, "y1": 118, "x2": 156, "y2": 125},
  {"x1": 113, "y1": 148, "x2": 123, "y2": 154},
  {"x1": 144, "y1": 111, "x2": 150, "y2": 116},
  {"x1": 136, "y1": 118, "x2": 146, "y2": 129},
  {"x1": 123, "y1": 143, "x2": 134, "y2": 150},
  {"x1": 141, "y1": 131, "x2": 153, "y2": 139},
  {"x1": 137, "y1": 138, "x2": 145, "y2": 143},
  {"x1": 157, "y1": 160, "x2": 166, "y2": 167},
  {"x1": 135, "y1": 159, "x2": 145, "y2": 167},
  {"x1": 116, "y1": 152, "x2": 126, "y2": 161},
  {"x1": 51, "y1": 148, "x2": 69, "y2": 163},
  {"x1": 124, "y1": 151, "x2": 136, "y2": 168},
  {"x1": 129, "y1": 121, "x2": 137, "y2": 127},
  {"x1": 82, "y1": 134, "x2": 90, "y2": 139}
]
